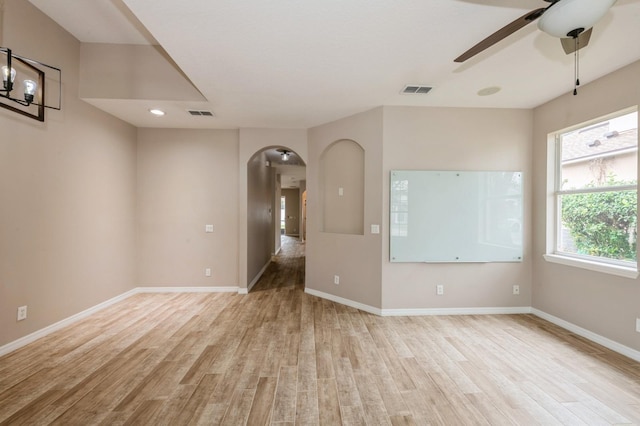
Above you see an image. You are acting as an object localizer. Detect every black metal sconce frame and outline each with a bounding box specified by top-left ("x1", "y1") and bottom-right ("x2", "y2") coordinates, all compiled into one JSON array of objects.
[{"x1": 0, "y1": 47, "x2": 62, "y2": 122}]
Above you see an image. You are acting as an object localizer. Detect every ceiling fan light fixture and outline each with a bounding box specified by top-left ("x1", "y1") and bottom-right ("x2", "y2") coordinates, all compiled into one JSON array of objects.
[{"x1": 537, "y1": 0, "x2": 617, "y2": 38}]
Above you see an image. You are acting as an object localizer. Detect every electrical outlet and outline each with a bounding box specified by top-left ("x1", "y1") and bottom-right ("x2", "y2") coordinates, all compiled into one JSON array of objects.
[
  {"x1": 334, "y1": 275, "x2": 340, "y2": 285},
  {"x1": 205, "y1": 268, "x2": 212, "y2": 277},
  {"x1": 636, "y1": 318, "x2": 640, "y2": 333},
  {"x1": 513, "y1": 285, "x2": 520, "y2": 295},
  {"x1": 436, "y1": 285, "x2": 444, "y2": 296},
  {"x1": 17, "y1": 306, "x2": 27, "y2": 321}
]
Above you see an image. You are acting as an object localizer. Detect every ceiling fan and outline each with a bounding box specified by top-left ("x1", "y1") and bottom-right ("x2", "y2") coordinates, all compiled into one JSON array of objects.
[{"x1": 454, "y1": 0, "x2": 618, "y2": 62}]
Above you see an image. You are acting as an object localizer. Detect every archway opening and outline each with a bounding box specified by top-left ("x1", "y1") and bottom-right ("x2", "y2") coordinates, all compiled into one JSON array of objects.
[{"x1": 246, "y1": 146, "x2": 306, "y2": 292}]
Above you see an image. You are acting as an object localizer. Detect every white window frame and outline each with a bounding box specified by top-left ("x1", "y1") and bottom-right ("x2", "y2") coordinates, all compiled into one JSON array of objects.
[{"x1": 544, "y1": 107, "x2": 639, "y2": 279}]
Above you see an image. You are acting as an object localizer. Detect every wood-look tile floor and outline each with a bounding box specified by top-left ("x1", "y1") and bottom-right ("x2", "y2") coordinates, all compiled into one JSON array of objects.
[{"x1": 2, "y1": 237, "x2": 640, "y2": 425}]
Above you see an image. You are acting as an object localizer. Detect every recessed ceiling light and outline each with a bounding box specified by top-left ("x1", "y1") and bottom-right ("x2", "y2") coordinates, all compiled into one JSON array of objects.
[
  {"x1": 477, "y1": 86, "x2": 501, "y2": 97},
  {"x1": 149, "y1": 108, "x2": 165, "y2": 116}
]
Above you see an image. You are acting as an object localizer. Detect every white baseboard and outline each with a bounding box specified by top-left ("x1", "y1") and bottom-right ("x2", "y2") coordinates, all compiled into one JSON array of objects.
[
  {"x1": 305, "y1": 289, "x2": 640, "y2": 362},
  {"x1": 531, "y1": 308, "x2": 640, "y2": 363},
  {"x1": 304, "y1": 288, "x2": 382, "y2": 315},
  {"x1": 381, "y1": 306, "x2": 532, "y2": 316},
  {"x1": 0, "y1": 288, "x2": 137, "y2": 357},
  {"x1": 4, "y1": 286, "x2": 639, "y2": 365},
  {"x1": 136, "y1": 286, "x2": 239, "y2": 293},
  {"x1": 305, "y1": 288, "x2": 533, "y2": 317},
  {"x1": 0, "y1": 285, "x2": 239, "y2": 357},
  {"x1": 247, "y1": 260, "x2": 271, "y2": 293}
]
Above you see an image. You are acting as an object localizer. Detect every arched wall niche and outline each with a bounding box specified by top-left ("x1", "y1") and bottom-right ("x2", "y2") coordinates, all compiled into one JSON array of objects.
[{"x1": 319, "y1": 139, "x2": 365, "y2": 235}]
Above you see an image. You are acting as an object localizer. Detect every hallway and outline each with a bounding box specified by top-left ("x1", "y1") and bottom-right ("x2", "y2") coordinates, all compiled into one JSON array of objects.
[{"x1": 251, "y1": 235, "x2": 305, "y2": 293}]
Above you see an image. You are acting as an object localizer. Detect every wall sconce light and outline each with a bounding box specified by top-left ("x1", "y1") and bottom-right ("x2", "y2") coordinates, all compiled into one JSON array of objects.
[{"x1": 1, "y1": 47, "x2": 61, "y2": 122}]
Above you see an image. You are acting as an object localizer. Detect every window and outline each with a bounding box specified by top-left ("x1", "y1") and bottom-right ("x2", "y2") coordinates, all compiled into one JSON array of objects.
[{"x1": 546, "y1": 108, "x2": 638, "y2": 277}]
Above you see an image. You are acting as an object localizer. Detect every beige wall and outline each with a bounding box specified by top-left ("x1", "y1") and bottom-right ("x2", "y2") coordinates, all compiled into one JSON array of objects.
[
  {"x1": 136, "y1": 129, "x2": 239, "y2": 287},
  {"x1": 307, "y1": 108, "x2": 384, "y2": 308},
  {"x1": 382, "y1": 106, "x2": 533, "y2": 309},
  {"x1": 532, "y1": 60, "x2": 640, "y2": 351},
  {"x1": 0, "y1": 0, "x2": 137, "y2": 346},
  {"x1": 247, "y1": 150, "x2": 275, "y2": 284}
]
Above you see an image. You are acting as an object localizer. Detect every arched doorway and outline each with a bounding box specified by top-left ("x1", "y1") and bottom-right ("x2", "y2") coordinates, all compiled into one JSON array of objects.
[{"x1": 245, "y1": 146, "x2": 306, "y2": 292}]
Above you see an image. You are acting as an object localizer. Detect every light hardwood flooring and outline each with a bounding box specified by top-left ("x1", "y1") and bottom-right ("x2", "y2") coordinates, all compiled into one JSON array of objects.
[{"x1": 2, "y1": 236, "x2": 640, "y2": 425}]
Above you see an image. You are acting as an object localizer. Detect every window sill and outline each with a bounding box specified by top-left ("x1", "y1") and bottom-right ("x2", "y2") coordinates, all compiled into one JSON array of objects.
[{"x1": 543, "y1": 254, "x2": 639, "y2": 279}]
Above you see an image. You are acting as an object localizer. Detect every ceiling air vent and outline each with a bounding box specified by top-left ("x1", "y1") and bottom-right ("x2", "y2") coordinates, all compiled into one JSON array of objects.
[
  {"x1": 187, "y1": 110, "x2": 215, "y2": 117},
  {"x1": 401, "y1": 85, "x2": 432, "y2": 95}
]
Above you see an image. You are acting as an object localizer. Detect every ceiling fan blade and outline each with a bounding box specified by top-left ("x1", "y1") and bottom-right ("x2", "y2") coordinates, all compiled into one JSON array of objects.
[
  {"x1": 560, "y1": 27, "x2": 593, "y2": 54},
  {"x1": 454, "y1": 7, "x2": 547, "y2": 62}
]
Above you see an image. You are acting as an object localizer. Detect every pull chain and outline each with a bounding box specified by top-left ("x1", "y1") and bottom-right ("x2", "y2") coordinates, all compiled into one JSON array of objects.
[{"x1": 573, "y1": 36, "x2": 580, "y2": 96}]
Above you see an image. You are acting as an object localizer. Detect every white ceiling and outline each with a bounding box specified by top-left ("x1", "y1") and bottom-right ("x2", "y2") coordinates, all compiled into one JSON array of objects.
[{"x1": 28, "y1": 0, "x2": 640, "y2": 130}]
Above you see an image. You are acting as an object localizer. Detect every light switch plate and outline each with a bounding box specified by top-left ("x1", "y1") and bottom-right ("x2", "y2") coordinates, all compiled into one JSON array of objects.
[
  {"x1": 205, "y1": 224, "x2": 214, "y2": 233},
  {"x1": 371, "y1": 224, "x2": 380, "y2": 234}
]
